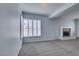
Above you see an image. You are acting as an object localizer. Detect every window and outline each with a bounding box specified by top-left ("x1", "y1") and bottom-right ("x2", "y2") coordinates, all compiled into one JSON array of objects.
[{"x1": 24, "y1": 19, "x2": 41, "y2": 37}]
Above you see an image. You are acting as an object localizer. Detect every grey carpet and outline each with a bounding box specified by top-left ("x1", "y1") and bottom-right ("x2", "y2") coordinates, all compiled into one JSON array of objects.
[{"x1": 19, "y1": 39, "x2": 79, "y2": 56}]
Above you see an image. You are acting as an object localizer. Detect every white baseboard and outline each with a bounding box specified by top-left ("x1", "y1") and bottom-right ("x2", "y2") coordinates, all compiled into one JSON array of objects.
[{"x1": 23, "y1": 38, "x2": 56, "y2": 43}]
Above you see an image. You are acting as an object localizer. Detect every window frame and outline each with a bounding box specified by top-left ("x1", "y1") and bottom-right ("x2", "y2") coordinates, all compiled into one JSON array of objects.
[{"x1": 24, "y1": 18, "x2": 41, "y2": 37}]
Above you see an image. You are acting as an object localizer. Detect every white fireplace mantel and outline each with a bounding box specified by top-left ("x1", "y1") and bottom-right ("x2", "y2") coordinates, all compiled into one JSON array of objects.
[{"x1": 60, "y1": 27, "x2": 75, "y2": 40}]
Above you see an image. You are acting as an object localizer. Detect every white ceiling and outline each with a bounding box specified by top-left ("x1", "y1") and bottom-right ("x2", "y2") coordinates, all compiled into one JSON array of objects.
[{"x1": 20, "y1": 3, "x2": 66, "y2": 16}]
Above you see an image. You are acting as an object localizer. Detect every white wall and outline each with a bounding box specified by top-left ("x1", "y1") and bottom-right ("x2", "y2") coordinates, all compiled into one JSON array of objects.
[
  {"x1": 54, "y1": 4, "x2": 79, "y2": 39},
  {"x1": 23, "y1": 12, "x2": 56, "y2": 42},
  {"x1": 0, "y1": 4, "x2": 22, "y2": 56},
  {"x1": 75, "y1": 19, "x2": 79, "y2": 38}
]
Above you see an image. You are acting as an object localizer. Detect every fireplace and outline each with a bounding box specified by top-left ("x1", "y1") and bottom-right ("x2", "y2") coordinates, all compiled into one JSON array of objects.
[
  {"x1": 60, "y1": 27, "x2": 75, "y2": 40},
  {"x1": 63, "y1": 28, "x2": 71, "y2": 37}
]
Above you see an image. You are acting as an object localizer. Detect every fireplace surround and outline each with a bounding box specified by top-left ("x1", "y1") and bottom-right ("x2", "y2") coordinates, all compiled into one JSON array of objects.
[
  {"x1": 60, "y1": 27, "x2": 73, "y2": 40},
  {"x1": 63, "y1": 28, "x2": 71, "y2": 37}
]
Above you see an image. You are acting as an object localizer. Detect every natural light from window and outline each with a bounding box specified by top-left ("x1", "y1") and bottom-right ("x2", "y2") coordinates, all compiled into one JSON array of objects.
[{"x1": 24, "y1": 19, "x2": 41, "y2": 37}]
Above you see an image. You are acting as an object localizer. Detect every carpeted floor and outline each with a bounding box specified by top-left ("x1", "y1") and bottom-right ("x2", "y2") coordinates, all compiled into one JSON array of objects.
[{"x1": 19, "y1": 39, "x2": 79, "y2": 56}]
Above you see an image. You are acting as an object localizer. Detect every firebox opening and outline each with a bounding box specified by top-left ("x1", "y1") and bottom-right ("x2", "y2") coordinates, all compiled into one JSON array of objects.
[{"x1": 63, "y1": 28, "x2": 71, "y2": 37}]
